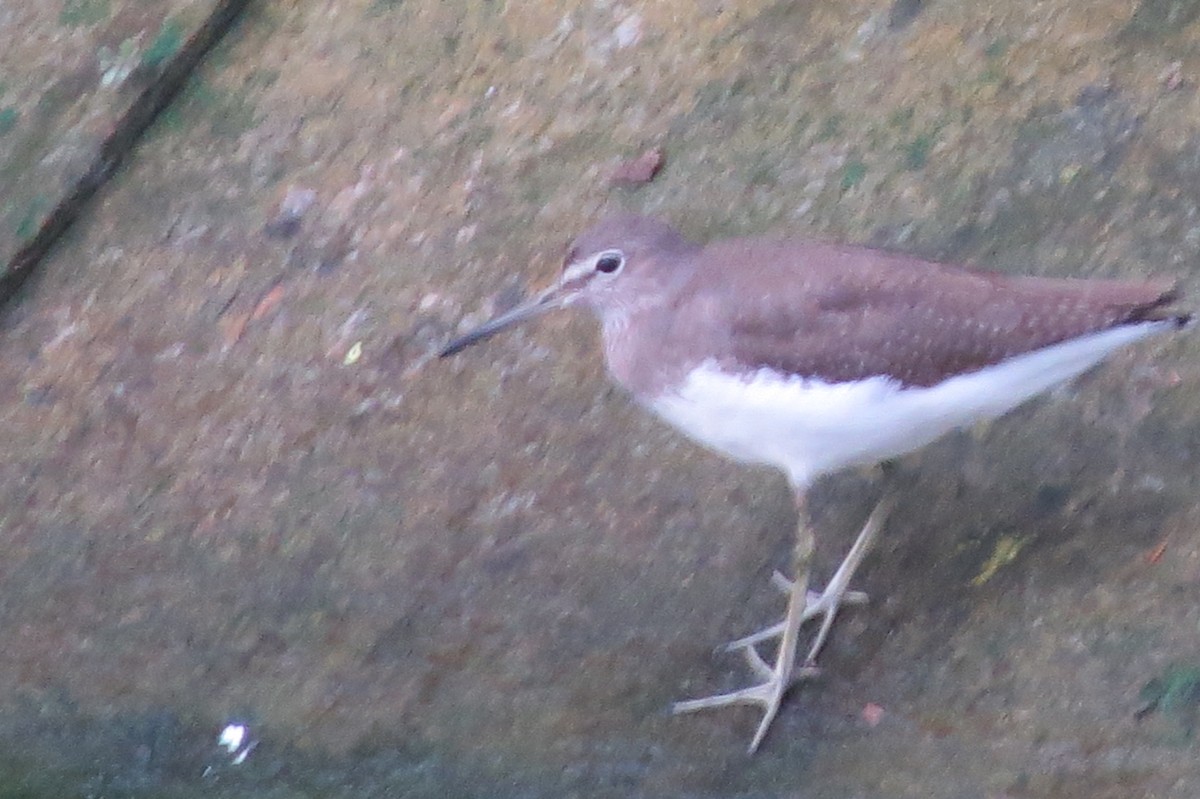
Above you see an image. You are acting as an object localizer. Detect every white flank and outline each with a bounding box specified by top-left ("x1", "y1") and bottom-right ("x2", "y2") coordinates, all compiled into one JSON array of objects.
[{"x1": 649, "y1": 322, "x2": 1173, "y2": 487}]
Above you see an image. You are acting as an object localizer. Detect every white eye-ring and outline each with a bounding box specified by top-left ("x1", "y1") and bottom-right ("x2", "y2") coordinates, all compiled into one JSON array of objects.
[{"x1": 594, "y1": 250, "x2": 625, "y2": 274}]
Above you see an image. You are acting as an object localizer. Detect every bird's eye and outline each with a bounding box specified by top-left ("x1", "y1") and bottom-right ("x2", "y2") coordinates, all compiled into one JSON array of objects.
[{"x1": 595, "y1": 251, "x2": 624, "y2": 274}]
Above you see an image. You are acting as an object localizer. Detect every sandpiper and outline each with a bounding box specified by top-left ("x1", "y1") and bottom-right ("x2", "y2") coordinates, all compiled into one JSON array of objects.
[{"x1": 440, "y1": 214, "x2": 1189, "y2": 752}]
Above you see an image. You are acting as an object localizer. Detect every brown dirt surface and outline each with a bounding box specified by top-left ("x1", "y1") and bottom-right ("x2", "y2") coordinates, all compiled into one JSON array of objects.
[{"x1": 2, "y1": 0, "x2": 1200, "y2": 796}]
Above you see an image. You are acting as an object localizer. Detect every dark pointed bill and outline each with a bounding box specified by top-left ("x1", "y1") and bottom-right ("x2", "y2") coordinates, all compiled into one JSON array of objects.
[{"x1": 439, "y1": 284, "x2": 570, "y2": 357}]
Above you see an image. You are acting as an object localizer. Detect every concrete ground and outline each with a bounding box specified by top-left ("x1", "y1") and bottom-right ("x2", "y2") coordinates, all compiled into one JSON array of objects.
[{"x1": 2, "y1": 0, "x2": 1200, "y2": 796}]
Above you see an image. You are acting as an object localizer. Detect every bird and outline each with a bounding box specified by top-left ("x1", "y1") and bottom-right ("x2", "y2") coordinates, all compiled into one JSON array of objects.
[{"x1": 439, "y1": 213, "x2": 1189, "y2": 752}]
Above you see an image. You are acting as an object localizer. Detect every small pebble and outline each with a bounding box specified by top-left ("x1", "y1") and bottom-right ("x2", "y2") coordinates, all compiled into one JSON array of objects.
[
  {"x1": 265, "y1": 186, "x2": 317, "y2": 239},
  {"x1": 611, "y1": 148, "x2": 665, "y2": 186},
  {"x1": 614, "y1": 13, "x2": 642, "y2": 48}
]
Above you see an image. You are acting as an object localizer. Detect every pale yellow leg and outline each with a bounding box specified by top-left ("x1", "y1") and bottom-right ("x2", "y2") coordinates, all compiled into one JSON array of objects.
[
  {"x1": 673, "y1": 490, "x2": 818, "y2": 753},
  {"x1": 726, "y1": 493, "x2": 895, "y2": 663},
  {"x1": 673, "y1": 489, "x2": 895, "y2": 753}
]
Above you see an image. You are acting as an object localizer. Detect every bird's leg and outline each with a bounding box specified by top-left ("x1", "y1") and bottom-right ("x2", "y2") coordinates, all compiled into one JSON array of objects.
[
  {"x1": 725, "y1": 465, "x2": 898, "y2": 658},
  {"x1": 722, "y1": 493, "x2": 895, "y2": 663},
  {"x1": 799, "y1": 491, "x2": 894, "y2": 663},
  {"x1": 672, "y1": 490, "x2": 821, "y2": 753},
  {"x1": 719, "y1": 573, "x2": 869, "y2": 652}
]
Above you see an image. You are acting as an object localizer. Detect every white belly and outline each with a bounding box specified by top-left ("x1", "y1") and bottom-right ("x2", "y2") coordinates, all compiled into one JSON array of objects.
[{"x1": 647, "y1": 322, "x2": 1169, "y2": 487}]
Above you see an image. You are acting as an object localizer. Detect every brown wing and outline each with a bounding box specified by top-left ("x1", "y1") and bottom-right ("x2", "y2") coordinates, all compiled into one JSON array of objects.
[{"x1": 689, "y1": 241, "x2": 1185, "y2": 388}]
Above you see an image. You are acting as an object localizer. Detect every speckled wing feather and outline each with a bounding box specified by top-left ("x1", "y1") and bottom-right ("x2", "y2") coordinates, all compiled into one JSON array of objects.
[{"x1": 688, "y1": 241, "x2": 1186, "y2": 388}]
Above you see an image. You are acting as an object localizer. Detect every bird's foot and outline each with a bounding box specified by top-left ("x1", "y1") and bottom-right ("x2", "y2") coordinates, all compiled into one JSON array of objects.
[
  {"x1": 673, "y1": 640, "x2": 822, "y2": 753},
  {"x1": 675, "y1": 492, "x2": 893, "y2": 751},
  {"x1": 720, "y1": 570, "x2": 868, "y2": 653}
]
